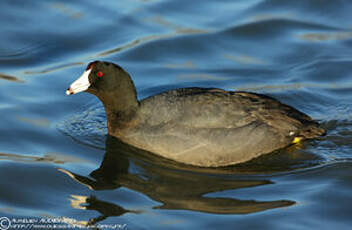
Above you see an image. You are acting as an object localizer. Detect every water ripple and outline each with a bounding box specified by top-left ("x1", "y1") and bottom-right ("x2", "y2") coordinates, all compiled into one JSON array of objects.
[{"x1": 57, "y1": 103, "x2": 107, "y2": 149}]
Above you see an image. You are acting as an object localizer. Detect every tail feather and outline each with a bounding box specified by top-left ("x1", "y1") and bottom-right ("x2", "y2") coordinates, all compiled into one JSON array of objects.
[{"x1": 298, "y1": 125, "x2": 326, "y2": 139}]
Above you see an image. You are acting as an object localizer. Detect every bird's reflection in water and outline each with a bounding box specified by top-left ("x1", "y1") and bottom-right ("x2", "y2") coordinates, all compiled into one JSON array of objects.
[
  {"x1": 59, "y1": 136, "x2": 309, "y2": 224},
  {"x1": 67, "y1": 194, "x2": 139, "y2": 226}
]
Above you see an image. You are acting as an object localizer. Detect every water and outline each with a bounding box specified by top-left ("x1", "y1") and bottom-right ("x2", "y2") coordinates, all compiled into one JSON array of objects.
[{"x1": 1, "y1": 0, "x2": 352, "y2": 229}]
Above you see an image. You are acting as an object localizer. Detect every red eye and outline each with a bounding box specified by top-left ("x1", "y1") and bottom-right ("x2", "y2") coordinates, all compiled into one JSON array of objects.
[{"x1": 97, "y1": 71, "x2": 103, "y2": 77}]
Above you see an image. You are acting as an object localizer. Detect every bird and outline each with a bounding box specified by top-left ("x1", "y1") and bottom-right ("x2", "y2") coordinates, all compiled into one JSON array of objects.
[{"x1": 66, "y1": 61, "x2": 325, "y2": 167}]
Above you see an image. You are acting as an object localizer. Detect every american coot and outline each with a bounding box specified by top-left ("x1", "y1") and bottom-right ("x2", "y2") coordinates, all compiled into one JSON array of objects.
[{"x1": 66, "y1": 61, "x2": 325, "y2": 167}]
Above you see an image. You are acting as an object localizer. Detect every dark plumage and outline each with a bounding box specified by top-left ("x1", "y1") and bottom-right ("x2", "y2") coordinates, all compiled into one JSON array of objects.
[{"x1": 66, "y1": 61, "x2": 325, "y2": 167}]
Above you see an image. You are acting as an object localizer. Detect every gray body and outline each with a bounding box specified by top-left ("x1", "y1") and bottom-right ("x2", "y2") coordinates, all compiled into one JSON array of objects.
[{"x1": 115, "y1": 88, "x2": 324, "y2": 167}]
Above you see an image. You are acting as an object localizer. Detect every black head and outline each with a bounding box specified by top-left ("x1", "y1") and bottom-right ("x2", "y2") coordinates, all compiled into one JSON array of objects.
[
  {"x1": 66, "y1": 61, "x2": 133, "y2": 96},
  {"x1": 67, "y1": 61, "x2": 139, "y2": 134}
]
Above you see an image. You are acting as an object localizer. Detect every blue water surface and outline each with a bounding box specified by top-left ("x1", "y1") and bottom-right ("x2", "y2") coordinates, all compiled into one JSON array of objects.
[{"x1": 1, "y1": 0, "x2": 352, "y2": 229}]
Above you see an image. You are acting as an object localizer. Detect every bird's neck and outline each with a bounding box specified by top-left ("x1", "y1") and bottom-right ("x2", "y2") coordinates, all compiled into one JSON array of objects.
[{"x1": 98, "y1": 87, "x2": 139, "y2": 135}]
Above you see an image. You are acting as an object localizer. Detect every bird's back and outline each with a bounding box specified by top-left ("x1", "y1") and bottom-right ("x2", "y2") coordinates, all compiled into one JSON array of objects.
[{"x1": 116, "y1": 88, "x2": 324, "y2": 167}]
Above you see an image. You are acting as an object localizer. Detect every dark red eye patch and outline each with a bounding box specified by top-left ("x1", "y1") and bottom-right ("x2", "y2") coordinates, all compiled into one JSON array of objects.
[{"x1": 86, "y1": 61, "x2": 98, "y2": 70}]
